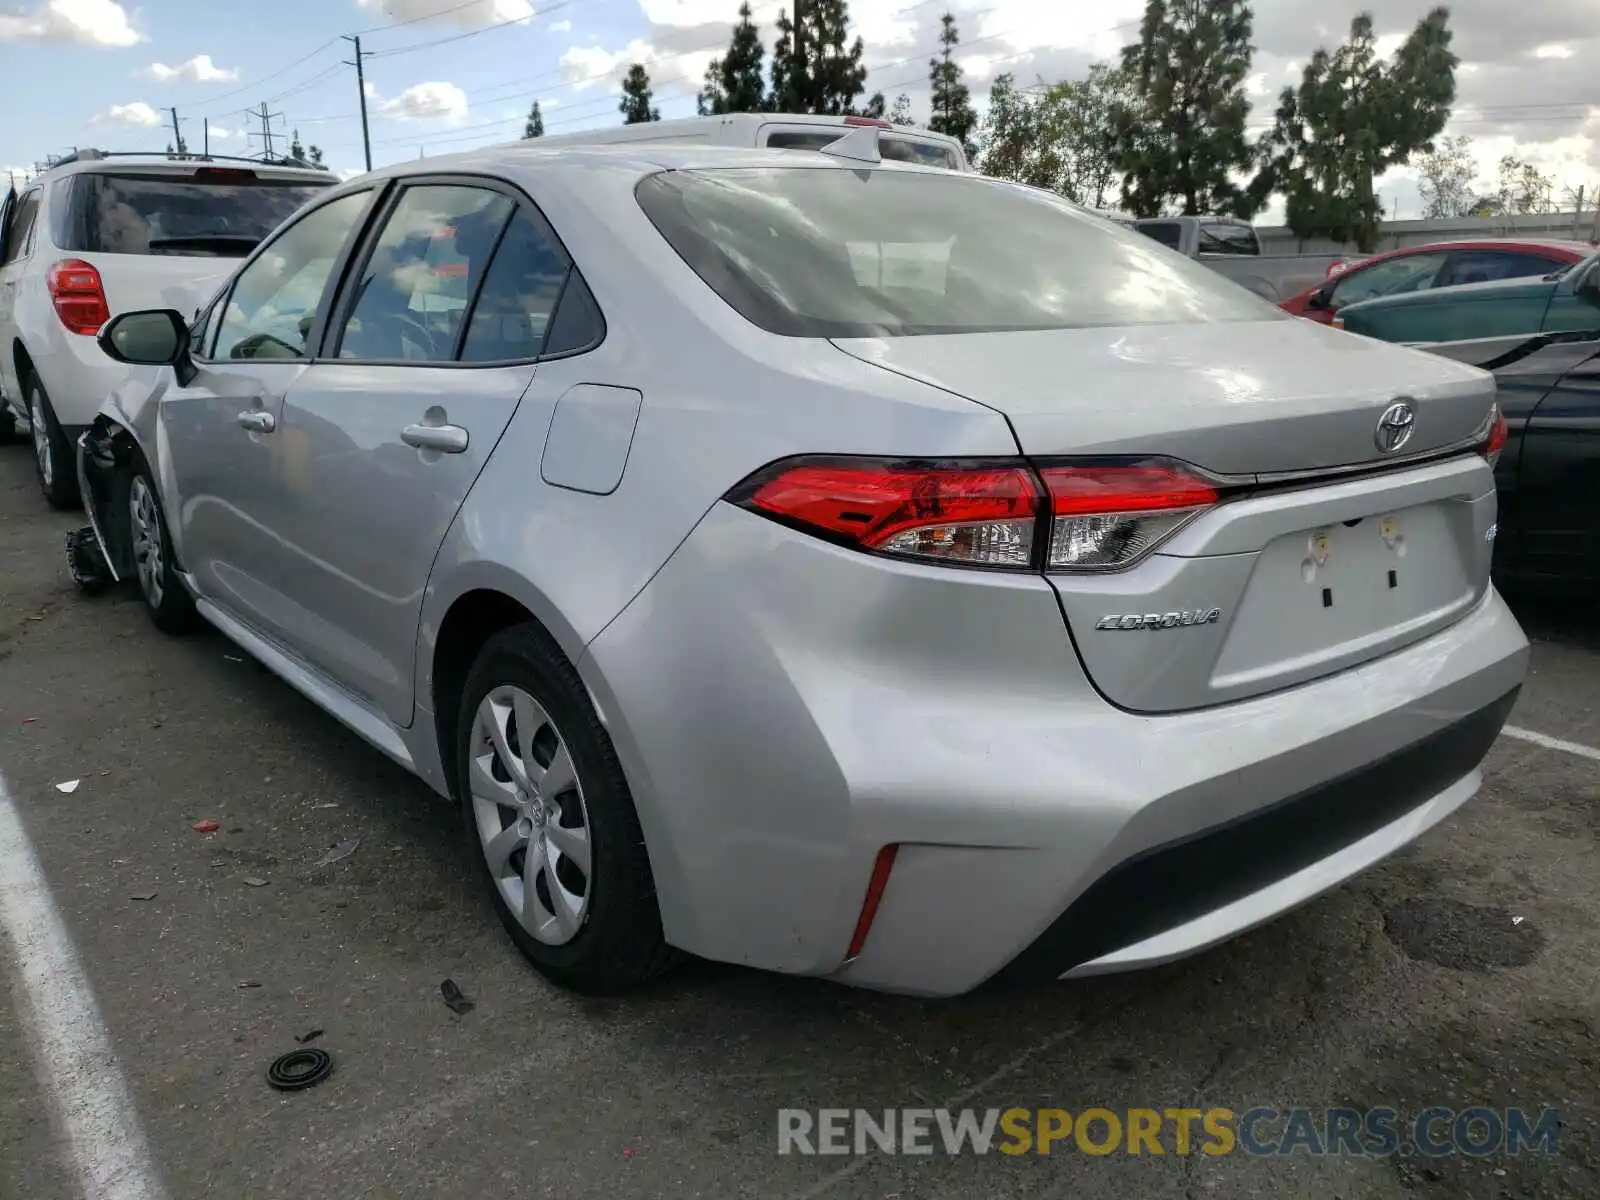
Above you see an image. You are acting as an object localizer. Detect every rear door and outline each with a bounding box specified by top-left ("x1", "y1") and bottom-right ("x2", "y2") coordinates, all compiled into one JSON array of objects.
[
  {"x1": 0, "y1": 186, "x2": 40, "y2": 410},
  {"x1": 248, "y1": 178, "x2": 582, "y2": 726},
  {"x1": 1513, "y1": 342, "x2": 1600, "y2": 586}
]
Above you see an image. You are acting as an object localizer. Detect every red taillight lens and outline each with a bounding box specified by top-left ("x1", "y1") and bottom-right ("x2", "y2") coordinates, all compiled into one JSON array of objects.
[
  {"x1": 731, "y1": 456, "x2": 1042, "y2": 569},
  {"x1": 729, "y1": 455, "x2": 1222, "y2": 572},
  {"x1": 47, "y1": 259, "x2": 110, "y2": 335},
  {"x1": 1037, "y1": 461, "x2": 1219, "y2": 571},
  {"x1": 1479, "y1": 404, "x2": 1507, "y2": 467}
]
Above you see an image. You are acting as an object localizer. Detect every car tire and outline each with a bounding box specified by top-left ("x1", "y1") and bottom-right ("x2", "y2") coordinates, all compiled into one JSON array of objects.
[
  {"x1": 127, "y1": 462, "x2": 198, "y2": 635},
  {"x1": 455, "y1": 624, "x2": 678, "y2": 993},
  {"x1": 26, "y1": 374, "x2": 80, "y2": 509}
]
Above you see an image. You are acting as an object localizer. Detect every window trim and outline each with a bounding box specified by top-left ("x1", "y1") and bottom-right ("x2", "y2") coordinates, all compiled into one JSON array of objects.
[
  {"x1": 314, "y1": 171, "x2": 605, "y2": 370},
  {"x1": 194, "y1": 183, "x2": 387, "y2": 366}
]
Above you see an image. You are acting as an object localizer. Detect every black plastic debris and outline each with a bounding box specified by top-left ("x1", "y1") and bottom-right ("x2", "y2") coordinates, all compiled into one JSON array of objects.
[
  {"x1": 66, "y1": 526, "x2": 113, "y2": 594},
  {"x1": 294, "y1": 1029, "x2": 325, "y2": 1045},
  {"x1": 440, "y1": 979, "x2": 474, "y2": 1015},
  {"x1": 267, "y1": 1048, "x2": 333, "y2": 1091}
]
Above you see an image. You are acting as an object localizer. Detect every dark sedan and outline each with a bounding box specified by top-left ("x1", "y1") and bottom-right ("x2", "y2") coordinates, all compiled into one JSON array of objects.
[{"x1": 1479, "y1": 330, "x2": 1600, "y2": 593}]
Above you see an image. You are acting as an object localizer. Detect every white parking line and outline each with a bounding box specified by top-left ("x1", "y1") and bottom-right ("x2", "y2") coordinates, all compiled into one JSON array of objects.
[
  {"x1": 0, "y1": 773, "x2": 167, "y2": 1200},
  {"x1": 1502, "y1": 725, "x2": 1600, "y2": 764}
]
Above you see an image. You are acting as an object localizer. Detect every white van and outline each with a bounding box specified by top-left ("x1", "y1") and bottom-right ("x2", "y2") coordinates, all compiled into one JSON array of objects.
[{"x1": 522, "y1": 113, "x2": 972, "y2": 172}]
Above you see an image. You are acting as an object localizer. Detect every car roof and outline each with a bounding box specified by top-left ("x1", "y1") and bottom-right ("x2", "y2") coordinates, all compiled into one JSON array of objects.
[
  {"x1": 1366, "y1": 237, "x2": 1593, "y2": 259},
  {"x1": 37, "y1": 155, "x2": 335, "y2": 185}
]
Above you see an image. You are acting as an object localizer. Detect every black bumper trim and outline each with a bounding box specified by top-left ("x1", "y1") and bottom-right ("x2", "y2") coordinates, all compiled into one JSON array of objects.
[{"x1": 986, "y1": 686, "x2": 1520, "y2": 988}]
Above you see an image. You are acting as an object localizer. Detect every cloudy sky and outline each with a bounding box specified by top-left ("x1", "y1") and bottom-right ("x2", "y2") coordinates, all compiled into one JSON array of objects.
[{"x1": 1, "y1": 0, "x2": 1596, "y2": 223}]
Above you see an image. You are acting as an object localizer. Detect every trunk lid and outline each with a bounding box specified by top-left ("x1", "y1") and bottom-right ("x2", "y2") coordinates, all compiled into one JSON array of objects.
[
  {"x1": 831, "y1": 318, "x2": 1495, "y2": 475},
  {"x1": 833, "y1": 320, "x2": 1501, "y2": 712}
]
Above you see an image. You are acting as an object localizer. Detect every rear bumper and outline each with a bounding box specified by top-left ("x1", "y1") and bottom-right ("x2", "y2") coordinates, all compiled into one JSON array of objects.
[
  {"x1": 18, "y1": 323, "x2": 128, "y2": 429},
  {"x1": 581, "y1": 503, "x2": 1530, "y2": 997}
]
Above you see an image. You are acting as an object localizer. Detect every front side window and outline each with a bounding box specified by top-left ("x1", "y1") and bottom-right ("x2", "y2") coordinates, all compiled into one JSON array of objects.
[
  {"x1": 1137, "y1": 221, "x2": 1184, "y2": 250},
  {"x1": 636, "y1": 168, "x2": 1282, "y2": 338},
  {"x1": 1328, "y1": 253, "x2": 1446, "y2": 310},
  {"x1": 335, "y1": 184, "x2": 514, "y2": 362},
  {"x1": 212, "y1": 190, "x2": 372, "y2": 361}
]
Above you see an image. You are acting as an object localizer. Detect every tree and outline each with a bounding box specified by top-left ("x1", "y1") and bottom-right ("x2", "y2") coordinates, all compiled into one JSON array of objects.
[
  {"x1": 279, "y1": 129, "x2": 326, "y2": 168},
  {"x1": 1415, "y1": 134, "x2": 1476, "y2": 218},
  {"x1": 976, "y1": 73, "x2": 1060, "y2": 189},
  {"x1": 1038, "y1": 63, "x2": 1135, "y2": 208},
  {"x1": 1111, "y1": 0, "x2": 1258, "y2": 218},
  {"x1": 887, "y1": 93, "x2": 916, "y2": 126},
  {"x1": 523, "y1": 101, "x2": 545, "y2": 138},
  {"x1": 767, "y1": 0, "x2": 869, "y2": 115},
  {"x1": 1493, "y1": 154, "x2": 1555, "y2": 216},
  {"x1": 698, "y1": 1, "x2": 767, "y2": 115},
  {"x1": 1261, "y1": 7, "x2": 1458, "y2": 251},
  {"x1": 927, "y1": 13, "x2": 979, "y2": 160},
  {"x1": 620, "y1": 64, "x2": 660, "y2": 124}
]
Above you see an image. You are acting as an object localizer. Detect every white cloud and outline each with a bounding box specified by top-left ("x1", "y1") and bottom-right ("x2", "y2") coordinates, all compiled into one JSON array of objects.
[
  {"x1": 98, "y1": 101, "x2": 162, "y2": 126},
  {"x1": 548, "y1": 18, "x2": 570, "y2": 33},
  {"x1": 337, "y1": 167, "x2": 365, "y2": 180},
  {"x1": 206, "y1": 124, "x2": 242, "y2": 140},
  {"x1": 355, "y1": 0, "x2": 533, "y2": 28},
  {"x1": 377, "y1": 81, "x2": 469, "y2": 121},
  {"x1": 560, "y1": 38, "x2": 714, "y2": 93},
  {"x1": 1533, "y1": 43, "x2": 1575, "y2": 59},
  {"x1": 0, "y1": 0, "x2": 142, "y2": 46},
  {"x1": 145, "y1": 54, "x2": 238, "y2": 83}
]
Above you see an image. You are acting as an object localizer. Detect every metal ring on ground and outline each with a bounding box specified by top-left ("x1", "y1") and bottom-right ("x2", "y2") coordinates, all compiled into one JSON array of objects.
[{"x1": 267, "y1": 1048, "x2": 334, "y2": 1091}]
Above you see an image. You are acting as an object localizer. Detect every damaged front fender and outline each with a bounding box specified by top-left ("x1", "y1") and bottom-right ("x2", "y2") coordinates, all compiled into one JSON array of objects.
[{"x1": 71, "y1": 417, "x2": 144, "y2": 590}]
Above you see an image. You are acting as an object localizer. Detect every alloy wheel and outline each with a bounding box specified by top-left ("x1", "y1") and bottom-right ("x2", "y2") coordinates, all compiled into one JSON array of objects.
[
  {"x1": 468, "y1": 685, "x2": 593, "y2": 945},
  {"x1": 30, "y1": 395, "x2": 51, "y2": 487},
  {"x1": 129, "y1": 475, "x2": 165, "y2": 608}
]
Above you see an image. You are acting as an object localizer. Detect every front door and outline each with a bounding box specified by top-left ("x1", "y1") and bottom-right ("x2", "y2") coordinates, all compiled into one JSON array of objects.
[
  {"x1": 248, "y1": 182, "x2": 573, "y2": 726},
  {"x1": 160, "y1": 187, "x2": 379, "y2": 628}
]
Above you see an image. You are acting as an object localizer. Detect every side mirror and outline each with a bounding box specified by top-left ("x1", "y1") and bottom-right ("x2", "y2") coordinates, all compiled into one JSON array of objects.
[{"x1": 98, "y1": 309, "x2": 189, "y2": 366}]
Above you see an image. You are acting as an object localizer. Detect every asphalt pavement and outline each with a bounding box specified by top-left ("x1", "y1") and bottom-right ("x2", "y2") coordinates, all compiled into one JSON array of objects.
[{"x1": 0, "y1": 437, "x2": 1596, "y2": 1200}]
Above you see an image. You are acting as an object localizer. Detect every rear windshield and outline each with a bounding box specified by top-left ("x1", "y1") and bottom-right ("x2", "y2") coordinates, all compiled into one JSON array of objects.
[
  {"x1": 763, "y1": 130, "x2": 961, "y2": 171},
  {"x1": 71, "y1": 171, "x2": 332, "y2": 257},
  {"x1": 635, "y1": 167, "x2": 1284, "y2": 338}
]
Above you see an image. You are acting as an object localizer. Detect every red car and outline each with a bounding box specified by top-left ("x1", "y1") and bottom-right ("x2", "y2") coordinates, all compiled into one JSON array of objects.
[{"x1": 1280, "y1": 238, "x2": 1595, "y2": 324}]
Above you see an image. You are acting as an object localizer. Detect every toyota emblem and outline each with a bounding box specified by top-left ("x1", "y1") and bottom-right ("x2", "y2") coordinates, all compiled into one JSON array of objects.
[{"x1": 1375, "y1": 401, "x2": 1416, "y2": 454}]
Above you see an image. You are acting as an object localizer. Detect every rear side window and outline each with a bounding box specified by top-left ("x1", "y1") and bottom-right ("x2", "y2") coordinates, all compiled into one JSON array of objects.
[
  {"x1": 458, "y1": 208, "x2": 574, "y2": 362},
  {"x1": 1439, "y1": 250, "x2": 1569, "y2": 287},
  {"x1": 762, "y1": 129, "x2": 960, "y2": 170},
  {"x1": 636, "y1": 167, "x2": 1282, "y2": 338},
  {"x1": 71, "y1": 170, "x2": 332, "y2": 257},
  {"x1": 1198, "y1": 222, "x2": 1258, "y2": 256},
  {"x1": 1, "y1": 190, "x2": 39, "y2": 264}
]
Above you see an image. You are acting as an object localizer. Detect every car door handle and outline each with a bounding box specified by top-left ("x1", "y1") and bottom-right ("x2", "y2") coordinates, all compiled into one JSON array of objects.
[
  {"x1": 401, "y1": 423, "x2": 469, "y2": 453},
  {"x1": 237, "y1": 410, "x2": 276, "y2": 433}
]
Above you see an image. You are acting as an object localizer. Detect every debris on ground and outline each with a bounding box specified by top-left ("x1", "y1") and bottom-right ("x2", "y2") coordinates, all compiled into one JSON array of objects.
[
  {"x1": 21, "y1": 717, "x2": 37, "y2": 724},
  {"x1": 243, "y1": 877, "x2": 269, "y2": 887},
  {"x1": 1512, "y1": 915, "x2": 1525, "y2": 926},
  {"x1": 440, "y1": 979, "x2": 475, "y2": 1015},
  {"x1": 237, "y1": 980, "x2": 263, "y2": 989},
  {"x1": 295, "y1": 1029, "x2": 324, "y2": 1045},
  {"x1": 267, "y1": 1048, "x2": 334, "y2": 1092},
  {"x1": 316, "y1": 837, "x2": 360, "y2": 866},
  {"x1": 54, "y1": 779, "x2": 80, "y2": 794},
  {"x1": 192, "y1": 819, "x2": 221, "y2": 834},
  {"x1": 130, "y1": 890, "x2": 158, "y2": 901}
]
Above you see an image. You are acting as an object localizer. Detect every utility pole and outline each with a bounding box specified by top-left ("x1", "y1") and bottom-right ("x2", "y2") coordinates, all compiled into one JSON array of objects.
[
  {"x1": 168, "y1": 106, "x2": 185, "y2": 155},
  {"x1": 203, "y1": 119, "x2": 210, "y2": 158},
  {"x1": 791, "y1": 0, "x2": 804, "y2": 113},
  {"x1": 343, "y1": 33, "x2": 373, "y2": 172}
]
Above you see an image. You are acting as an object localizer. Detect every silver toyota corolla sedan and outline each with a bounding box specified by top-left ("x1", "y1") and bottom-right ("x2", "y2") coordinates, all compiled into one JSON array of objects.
[{"x1": 72, "y1": 131, "x2": 1529, "y2": 997}]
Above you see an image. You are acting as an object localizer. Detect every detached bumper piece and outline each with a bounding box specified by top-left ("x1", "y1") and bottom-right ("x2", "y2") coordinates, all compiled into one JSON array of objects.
[
  {"x1": 66, "y1": 526, "x2": 115, "y2": 593},
  {"x1": 987, "y1": 686, "x2": 1521, "y2": 988}
]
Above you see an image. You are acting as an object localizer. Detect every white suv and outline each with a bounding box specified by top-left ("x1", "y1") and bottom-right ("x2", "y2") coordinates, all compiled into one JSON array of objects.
[{"x1": 0, "y1": 152, "x2": 336, "y2": 506}]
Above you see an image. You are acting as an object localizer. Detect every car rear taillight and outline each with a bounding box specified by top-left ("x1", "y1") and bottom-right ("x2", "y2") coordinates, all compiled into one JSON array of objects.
[
  {"x1": 727, "y1": 455, "x2": 1222, "y2": 572},
  {"x1": 730, "y1": 457, "x2": 1042, "y2": 569},
  {"x1": 1477, "y1": 404, "x2": 1507, "y2": 468},
  {"x1": 1038, "y1": 461, "x2": 1219, "y2": 571},
  {"x1": 47, "y1": 259, "x2": 110, "y2": 335}
]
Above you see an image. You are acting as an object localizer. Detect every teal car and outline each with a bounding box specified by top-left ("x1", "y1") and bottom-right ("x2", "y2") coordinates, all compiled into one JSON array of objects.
[{"x1": 1334, "y1": 248, "x2": 1600, "y2": 350}]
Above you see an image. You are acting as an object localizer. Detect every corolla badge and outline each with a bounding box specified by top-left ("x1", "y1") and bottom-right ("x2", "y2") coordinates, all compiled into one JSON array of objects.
[
  {"x1": 1096, "y1": 609, "x2": 1222, "y2": 631},
  {"x1": 1375, "y1": 400, "x2": 1417, "y2": 454}
]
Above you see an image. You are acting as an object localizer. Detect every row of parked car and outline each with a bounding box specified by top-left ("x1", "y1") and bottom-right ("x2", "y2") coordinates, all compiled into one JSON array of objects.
[{"x1": 0, "y1": 117, "x2": 1589, "y2": 999}]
